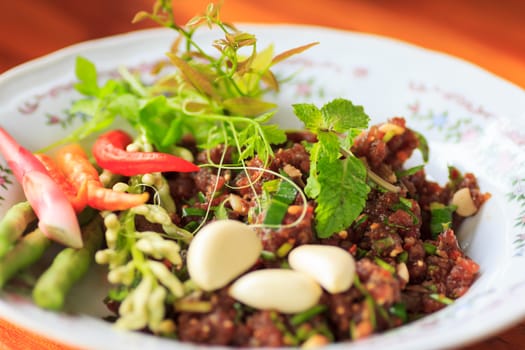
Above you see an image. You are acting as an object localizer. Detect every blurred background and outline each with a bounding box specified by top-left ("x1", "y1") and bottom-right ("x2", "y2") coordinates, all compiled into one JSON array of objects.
[
  {"x1": 0, "y1": 1, "x2": 524, "y2": 349},
  {"x1": 0, "y1": 0, "x2": 524, "y2": 88}
]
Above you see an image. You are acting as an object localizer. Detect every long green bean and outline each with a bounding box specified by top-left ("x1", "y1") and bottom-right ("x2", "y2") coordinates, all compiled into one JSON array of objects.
[
  {"x1": 0, "y1": 201, "x2": 36, "y2": 258},
  {"x1": 0, "y1": 228, "x2": 50, "y2": 288},
  {"x1": 32, "y1": 215, "x2": 103, "y2": 310}
]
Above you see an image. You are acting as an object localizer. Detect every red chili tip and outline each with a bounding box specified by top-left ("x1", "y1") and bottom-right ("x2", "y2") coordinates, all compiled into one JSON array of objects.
[{"x1": 92, "y1": 129, "x2": 201, "y2": 176}]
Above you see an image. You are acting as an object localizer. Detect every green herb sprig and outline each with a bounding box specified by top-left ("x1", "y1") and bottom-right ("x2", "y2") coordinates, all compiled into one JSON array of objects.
[
  {"x1": 292, "y1": 98, "x2": 371, "y2": 238},
  {"x1": 51, "y1": 0, "x2": 317, "y2": 169}
]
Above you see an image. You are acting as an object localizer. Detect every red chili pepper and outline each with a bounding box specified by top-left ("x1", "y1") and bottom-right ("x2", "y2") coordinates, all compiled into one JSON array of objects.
[
  {"x1": 35, "y1": 153, "x2": 88, "y2": 213},
  {"x1": 92, "y1": 130, "x2": 200, "y2": 176},
  {"x1": 54, "y1": 143, "x2": 149, "y2": 211},
  {"x1": 0, "y1": 127, "x2": 82, "y2": 248}
]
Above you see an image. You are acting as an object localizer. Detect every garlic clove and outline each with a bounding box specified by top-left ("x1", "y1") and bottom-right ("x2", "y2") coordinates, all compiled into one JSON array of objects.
[
  {"x1": 187, "y1": 220, "x2": 262, "y2": 291},
  {"x1": 288, "y1": 244, "x2": 355, "y2": 294},
  {"x1": 451, "y1": 187, "x2": 478, "y2": 217},
  {"x1": 228, "y1": 269, "x2": 322, "y2": 314}
]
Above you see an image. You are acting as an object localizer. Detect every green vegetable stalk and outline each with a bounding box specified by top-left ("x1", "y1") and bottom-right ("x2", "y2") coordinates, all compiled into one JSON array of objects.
[
  {"x1": 0, "y1": 228, "x2": 50, "y2": 288},
  {"x1": 32, "y1": 215, "x2": 104, "y2": 310},
  {"x1": 0, "y1": 201, "x2": 36, "y2": 258}
]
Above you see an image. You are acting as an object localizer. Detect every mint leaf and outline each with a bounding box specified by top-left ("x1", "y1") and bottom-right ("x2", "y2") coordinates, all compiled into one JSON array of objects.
[
  {"x1": 294, "y1": 98, "x2": 370, "y2": 134},
  {"x1": 74, "y1": 56, "x2": 100, "y2": 96},
  {"x1": 320, "y1": 98, "x2": 370, "y2": 132},
  {"x1": 315, "y1": 156, "x2": 370, "y2": 238},
  {"x1": 317, "y1": 132, "x2": 340, "y2": 162},
  {"x1": 292, "y1": 103, "x2": 323, "y2": 131},
  {"x1": 292, "y1": 98, "x2": 372, "y2": 238},
  {"x1": 304, "y1": 142, "x2": 321, "y2": 198}
]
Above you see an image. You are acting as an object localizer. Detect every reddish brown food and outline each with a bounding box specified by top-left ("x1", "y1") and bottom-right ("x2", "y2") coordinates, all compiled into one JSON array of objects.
[{"x1": 105, "y1": 118, "x2": 487, "y2": 346}]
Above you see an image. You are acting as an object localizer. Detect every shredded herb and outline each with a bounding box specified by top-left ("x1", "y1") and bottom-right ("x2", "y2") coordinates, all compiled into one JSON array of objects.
[{"x1": 290, "y1": 305, "x2": 327, "y2": 326}]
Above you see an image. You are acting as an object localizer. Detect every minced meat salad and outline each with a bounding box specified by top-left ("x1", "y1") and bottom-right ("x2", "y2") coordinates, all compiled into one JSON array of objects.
[
  {"x1": 103, "y1": 117, "x2": 486, "y2": 347},
  {"x1": 0, "y1": 3, "x2": 490, "y2": 348}
]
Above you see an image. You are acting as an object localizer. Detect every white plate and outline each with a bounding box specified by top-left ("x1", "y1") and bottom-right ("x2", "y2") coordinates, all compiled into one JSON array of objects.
[{"x1": 1, "y1": 25, "x2": 525, "y2": 350}]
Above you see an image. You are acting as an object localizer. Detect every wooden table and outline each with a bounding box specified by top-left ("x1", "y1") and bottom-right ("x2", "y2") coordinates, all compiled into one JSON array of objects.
[{"x1": 1, "y1": 1, "x2": 524, "y2": 349}]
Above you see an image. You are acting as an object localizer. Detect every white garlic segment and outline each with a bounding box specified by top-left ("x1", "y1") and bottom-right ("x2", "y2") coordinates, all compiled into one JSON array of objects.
[
  {"x1": 396, "y1": 262, "x2": 410, "y2": 283},
  {"x1": 228, "y1": 269, "x2": 322, "y2": 314},
  {"x1": 288, "y1": 244, "x2": 355, "y2": 294},
  {"x1": 187, "y1": 220, "x2": 262, "y2": 291},
  {"x1": 451, "y1": 187, "x2": 478, "y2": 217}
]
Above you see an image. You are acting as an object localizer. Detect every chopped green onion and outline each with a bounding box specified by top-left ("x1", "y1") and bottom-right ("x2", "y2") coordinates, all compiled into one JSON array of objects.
[
  {"x1": 214, "y1": 200, "x2": 229, "y2": 220},
  {"x1": 429, "y1": 293, "x2": 454, "y2": 305},
  {"x1": 353, "y1": 214, "x2": 368, "y2": 228},
  {"x1": 349, "y1": 320, "x2": 358, "y2": 340},
  {"x1": 356, "y1": 247, "x2": 368, "y2": 259},
  {"x1": 182, "y1": 207, "x2": 207, "y2": 217},
  {"x1": 197, "y1": 192, "x2": 207, "y2": 203},
  {"x1": 389, "y1": 302, "x2": 408, "y2": 322},
  {"x1": 396, "y1": 165, "x2": 424, "y2": 178},
  {"x1": 262, "y1": 179, "x2": 280, "y2": 193},
  {"x1": 397, "y1": 251, "x2": 408, "y2": 263},
  {"x1": 184, "y1": 221, "x2": 199, "y2": 232},
  {"x1": 399, "y1": 197, "x2": 413, "y2": 208},
  {"x1": 290, "y1": 305, "x2": 327, "y2": 326},
  {"x1": 263, "y1": 201, "x2": 289, "y2": 225},
  {"x1": 260, "y1": 250, "x2": 277, "y2": 261},
  {"x1": 372, "y1": 236, "x2": 396, "y2": 255},
  {"x1": 276, "y1": 242, "x2": 294, "y2": 258},
  {"x1": 423, "y1": 242, "x2": 437, "y2": 255},
  {"x1": 374, "y1": 257, "x2": 396, "y2": 274},
  {"x1": 365, "y1": 297, "x2": 377, "y2": 329},
  {"x1": 391, "y1": 198, "x2": 419, "y2": 225},
  {"x1": 263, "y1": 178, "x2": 298, "y2": 225}
]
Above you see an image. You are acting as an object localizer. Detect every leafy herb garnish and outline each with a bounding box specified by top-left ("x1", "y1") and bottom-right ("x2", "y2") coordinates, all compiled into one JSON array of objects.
[
  {"x1": 50, "y1": 0, "x2": 316, "y2": 169},
  {"x1": 293, "y1": 98, "x2": 371, "y2": 238},
  {"x1": 429, "y1": 202, "x2": 457, "y2": 238}
]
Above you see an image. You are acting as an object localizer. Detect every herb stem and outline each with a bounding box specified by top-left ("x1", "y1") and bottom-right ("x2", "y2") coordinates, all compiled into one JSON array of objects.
[{"x1": 339, "y1": 147, "x2": 400, "y2": 193}]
